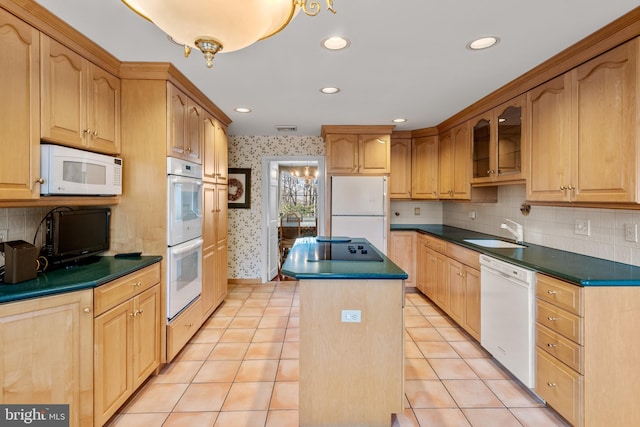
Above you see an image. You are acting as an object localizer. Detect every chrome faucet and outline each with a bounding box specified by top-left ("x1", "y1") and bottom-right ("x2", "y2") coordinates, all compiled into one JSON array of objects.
[{"x1": 501, "y1": 219, "x2": 524, "y2": 244}]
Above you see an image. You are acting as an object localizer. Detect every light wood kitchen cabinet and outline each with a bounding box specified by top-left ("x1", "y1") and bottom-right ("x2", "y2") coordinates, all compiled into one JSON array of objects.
[
  {"x1": 168, "y1": 83, "x2": 202, "y2": 164},
  {"x1": 0, "y1": 289, "x2": 94, "y2": 427},
  {"x1": 203, "y1": 112, "x2": 228, "y2": 184},
  {"x1": 447, "y1": 258, "x2": 465, "y2": 325},
  {"x1": 94, "y1": 264, "x2": 161, "y2": 427},
  {"x1": 389, "y1": 134, "x2": 412, "y2": 198},
  {"x1": 412, "y1": 134, "x2": 439, "y2": 199},
  {"x1": 439, "y1": 122, "x2": 471, "y2": 200},
  {"x1": 202, "y1": 183, "x2": 228, "y2": 318},
  {"x1": 0, "y1": 8, "x2": 41, "y2": 200},
  {"x1": 40, "y1": 35, "x2": 121, "y2": 154},
  {"x1": 527, "y1": 38, "x2": 639, "y2": 204},
  {"x1": 387, "y1": 231, "x2": 415, "y2": 287},
  {"x1": 535, "y1": 273, "x2": 640, "y2": 427},
  {"x1": 322, "y1": 125, "x2": 395, "y2": 174},
  {"x1": 471, "y1": 95, "x2": 525, "y2": 185}
]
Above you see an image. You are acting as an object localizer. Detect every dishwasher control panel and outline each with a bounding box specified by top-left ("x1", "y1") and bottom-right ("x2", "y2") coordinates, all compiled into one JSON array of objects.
[{"x1": 479, "y1": 254, "x2": 534, "y2": 282}]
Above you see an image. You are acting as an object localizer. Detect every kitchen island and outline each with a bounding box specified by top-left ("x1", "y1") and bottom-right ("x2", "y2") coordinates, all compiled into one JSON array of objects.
[{"x1": 282, "y1": 237, "x2": 407, "y2": 427}]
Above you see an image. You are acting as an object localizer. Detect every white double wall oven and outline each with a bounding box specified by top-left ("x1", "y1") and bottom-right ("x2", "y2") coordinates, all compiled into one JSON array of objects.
[{"x1": 166, "y1": 157, "x2": 203, "y2": 320}]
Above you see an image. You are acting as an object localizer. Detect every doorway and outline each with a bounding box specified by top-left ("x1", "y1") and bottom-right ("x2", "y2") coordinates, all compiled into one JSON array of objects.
[{"x1": 261, "y1": 156, "x2": 325, "y2": 282}]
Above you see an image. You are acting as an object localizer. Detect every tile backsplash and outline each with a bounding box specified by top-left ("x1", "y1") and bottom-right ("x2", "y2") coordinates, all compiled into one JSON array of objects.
[{"x1": 0, "y1": 207, "x2": 49, "y2": 266}]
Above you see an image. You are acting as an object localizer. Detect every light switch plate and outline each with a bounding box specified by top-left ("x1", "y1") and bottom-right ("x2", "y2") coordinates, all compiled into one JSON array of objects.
[
  {"x1": 0, "y1": 229, "x2": 7, "y2": 243},
  {"x1": 624, "y1": 223, "x2": 638, "y2": 242},
  {"x1": 341, "y1": 310, "x2": 361, "y2": 323}
]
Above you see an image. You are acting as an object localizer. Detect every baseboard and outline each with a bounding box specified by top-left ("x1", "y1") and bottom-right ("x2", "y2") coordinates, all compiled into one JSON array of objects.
[{"x1": 228, "y1": 278, "x2": 263, "y2": 285}]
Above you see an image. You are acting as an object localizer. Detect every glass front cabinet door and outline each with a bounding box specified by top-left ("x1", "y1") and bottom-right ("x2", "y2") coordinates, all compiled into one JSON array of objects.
[{"x1": 471, "y1": 95, "x2": 525, "y2": 184}]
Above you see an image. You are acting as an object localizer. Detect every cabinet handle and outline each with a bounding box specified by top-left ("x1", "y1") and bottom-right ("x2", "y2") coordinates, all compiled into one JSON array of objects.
[
  {"x1": 130, "y1": 311, "x2": 138, "y2": 318},
  {"x1": 34, "y1": 178, "x2": 45, "y2": 184},
  {"x1": 92, "y1": 130, "x2": 98, "y2": 137},
  {"x1": 547, "y1": 290, "x2": 557, "y2": 295},
  {"x1": 547, "y1": 316, "x2": 558, "y2": 321},
  {"x1": 560, "y1": 185, "x2": 566, "y2": 190},
  {"x1": 567, "y1": 185, "x2": 575, "y2": 190},
  {"x1": 547, "y1": 382, "x2": 557, "y2": 388},
  {"x1": 138, "y1": 309, "x2": 144, "y2": 315},
  {"x1": 132, "y1": 281, "x2": 142, "y2": 287},
  {"x1": 83, "y1": 307, "x2": 91, "y2": 313},
  {"x1": 547, "y1": 343, "x2": 557, "y2": 348}
]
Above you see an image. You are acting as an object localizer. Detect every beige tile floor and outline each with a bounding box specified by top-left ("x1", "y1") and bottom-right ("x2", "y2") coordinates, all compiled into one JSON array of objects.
[{"x1": 106, "y1": 282, "x2": 569, "y2": 427}]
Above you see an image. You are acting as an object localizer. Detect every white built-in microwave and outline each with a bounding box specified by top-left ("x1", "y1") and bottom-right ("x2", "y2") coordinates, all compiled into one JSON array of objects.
[{"x1": 40, "y1": 144, "x2": 122, "y2": 196}]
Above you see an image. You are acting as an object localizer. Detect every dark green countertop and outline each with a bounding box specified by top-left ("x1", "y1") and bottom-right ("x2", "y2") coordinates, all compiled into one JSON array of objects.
[
  {"x1": 0, "y1": 256, "x2": 162, "y2": 304},
  {"x1": 281, "y1": 237, "x2": 408, "y2": 280},
  {"x1": 391, "y1": 224, "x2": 640, "y2": 286}
]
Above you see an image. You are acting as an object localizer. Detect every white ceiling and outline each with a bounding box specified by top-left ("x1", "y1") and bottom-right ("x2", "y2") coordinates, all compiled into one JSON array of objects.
[{"x1": 34, "y1": 0, "x2": 639, "y2": 136}]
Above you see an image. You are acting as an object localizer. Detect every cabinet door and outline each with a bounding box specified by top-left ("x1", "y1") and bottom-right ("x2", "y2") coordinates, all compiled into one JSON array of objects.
[
  {"x1": 434, "y1": 251, "x2": 449, "y2": 310},
  {"x1": 526, "y1": 73, "x2": 573, "y2": 202},
  {"x1": 0, "y1": 9, "x2": 41, "y2": 200},
  {"x1": 132, "y1": 285, "x2": 160, "y2": 388},
  {"x1": 359, "y1": 134, "x2": 390, "y2": 173},
  {"x1": 412, "y1": 135, "x2": 439, "y2": 199},
  {"x1": 0, "y1": 291, "x2": 93, "y2": 427},
  {"x1": 215, "y1": 121, "x2": 229, "y2": 184},
  {"x1": 86, "y1": 63, "x2": 121, "y2": 154},
  {"x1": 572, "y1": 40, "x2": 637, "y2": 203},
  {"x1": 438, "y1": 130, "x2": 454, "y2": 199},
  {"x1": 447, "y1": 259, "x2": 465, "y2": 325},
  {"x1": 167, "y1": 83, "x2": 188, "y2": 158},
  {"x1": 40, "y1": 35, "x2": 87, "y2": 147},
  {"x1": 326, "y1": 134, "x2": 359, "y2": 173},
  {"x1": 186, "y1": 98, "x2": 203, "y2": 163},
  {"x1": 389, "y1": 138, "x2": 412, "y2": 198},
  {"x1": 471, "y1": 113, "x2": 493, "y2": 182},
  {"x1": 451, "y1": 123, "x2": 471, "y2": 200},
  {"x1": 201, "y1": 183, "x2": 217, "y2": 315},
  {"x1": 94, "y1": 300, "x2": 132, "y2": 426},
  {"x1": 463, "y1": 266, "x2": 481, "y2": 341},
  {"x1": 203, "y1": 114, "x2": 217, "y2": 182},
  {"x1": 496, "y1": 100, "x2": 524, "y2": 181}
]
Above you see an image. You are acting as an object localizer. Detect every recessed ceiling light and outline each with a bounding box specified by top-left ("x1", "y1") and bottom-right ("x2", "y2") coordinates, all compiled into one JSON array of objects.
[
  {"x1": 234, "y1": 107, "x2": 251, "y2": 113},
  {"x1": 320, "y1": 87, "x2": 340, "y2": 94},
  {"x1": 322, "y1": 36, "x2": 350, "y2": 50},
  {"x1": 392, "y1": 118, "x2": 407, "y2": 123},
  {"x1": 466, "y1": 36, "x2": 500, "y2": 50}
]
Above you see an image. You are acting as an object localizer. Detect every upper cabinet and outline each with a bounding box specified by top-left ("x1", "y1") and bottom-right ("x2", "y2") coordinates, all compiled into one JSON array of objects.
[
  {"x1": 0, "y1": 8, "x2": 41, "y2": 200},
  {"x1": 167, "y1": 83, "x2": 202, "y2": 164},
  {"x1": 471, "y1": 95, "x2": 525, "y2": 185},
  {"x1": 40, "y1": 35, "x2": 121, "y2": 154},
  {"x1": 389, "y1": 132, "x2": 412, "y2": 199},
  {"x1": 323, "y1": 125, "x2": 394, "y2": 175},
  {"x1": 439, "y1": 122, "x2": 471, "y2": 200},
  {"x1": 527, "y1": 38, "x2": 639, "y2": 203},
  {"x1": 411, "y1": 134, "x2": 439, "y2": 199},
  {"x1": 203, "y1": 111, "x2": 228, "y2": 184}
]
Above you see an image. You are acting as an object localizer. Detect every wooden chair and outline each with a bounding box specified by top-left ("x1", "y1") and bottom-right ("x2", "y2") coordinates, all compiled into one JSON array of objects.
[{"x1": 279, "y1": 213, "x2": 301, "y2": 271}]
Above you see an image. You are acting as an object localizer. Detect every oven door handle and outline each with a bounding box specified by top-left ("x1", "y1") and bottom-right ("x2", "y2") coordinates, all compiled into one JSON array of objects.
[
  {"x1": 171, "y1": 176, "x2": 202, "y2": 186},
  {"x1": 170, "y1": 238, "x2": 203, "y2": 256}
]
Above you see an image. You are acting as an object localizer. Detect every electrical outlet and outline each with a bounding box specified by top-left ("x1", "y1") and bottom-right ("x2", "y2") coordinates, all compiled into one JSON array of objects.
[
  {"x1": 574, "y1": 219, "x2": 590, "y2": 236},
  {"x1": 414, "y1": 207, "x2": 421, "y2": 216},
  {"x1": 341, "y1": 310, "x2": 361, "y2": 323},
  {"x1": 0, "y1": 229, "x2": 7, "y2": 243},
  {"x1": 624, "y1": 223, "x2": 638, "y2": 242}
]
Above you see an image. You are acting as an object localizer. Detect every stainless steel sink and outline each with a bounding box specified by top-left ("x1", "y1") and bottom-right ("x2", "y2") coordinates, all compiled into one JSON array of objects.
[{"x1": 463, "y1": 239, "x2": 527, "y2": 249}]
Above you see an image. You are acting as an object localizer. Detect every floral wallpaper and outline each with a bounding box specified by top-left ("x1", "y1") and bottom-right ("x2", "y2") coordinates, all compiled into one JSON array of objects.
[{"x1": 228, "y1": 135, "x2": 325, "y2": 280}]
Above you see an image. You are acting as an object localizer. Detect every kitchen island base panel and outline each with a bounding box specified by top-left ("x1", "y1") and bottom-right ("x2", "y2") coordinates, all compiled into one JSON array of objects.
[{"x1": 299, "y1": 278, "x2": 404, "y2": 427}]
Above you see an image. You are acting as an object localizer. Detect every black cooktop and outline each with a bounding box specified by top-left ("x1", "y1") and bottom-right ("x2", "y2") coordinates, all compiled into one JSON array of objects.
[{"x1": 307, "y1": 242, "x2": 383, "y2": 262}]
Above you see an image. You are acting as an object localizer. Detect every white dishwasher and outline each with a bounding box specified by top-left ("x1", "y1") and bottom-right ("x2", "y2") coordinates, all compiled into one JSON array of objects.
[{"x1": 480, "y1": 254, "x2": 536, "y2": 388}]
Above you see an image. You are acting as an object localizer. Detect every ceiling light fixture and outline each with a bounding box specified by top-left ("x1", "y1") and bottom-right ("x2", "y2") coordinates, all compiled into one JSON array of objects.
[
  {"x1": 322, "y1": 36, "x2": 350, "y2": 50},
  {"x1": 392, "y1": 118, "x2": 407, "y2": 123},
  {"x1": 121, "y1": 0, "x2": 337, "y2": 68},
  {"x1": 466, "y1": 36, "x2": 500, "y2": 50},
  {"x1": 234, "y1": 107, "x2": 251, "y2": 113},
  {"x1": 320, "y1": 87, "x2": 340, "y2": 94}
]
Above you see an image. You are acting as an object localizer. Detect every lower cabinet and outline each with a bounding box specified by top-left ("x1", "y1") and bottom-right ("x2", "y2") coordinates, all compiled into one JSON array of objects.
[
  {"x1": 388, "y1": 231, "x2": 416, "y2": 288},
  {"x1": 414, "y1": 233, "x2": 480, "y2": 340},
  {"x1": 93, "y1": 264, "x2": 161, "y2": 426},
  {"x1": 0, "y1": 289, "x2": 94, "y2": 427}
]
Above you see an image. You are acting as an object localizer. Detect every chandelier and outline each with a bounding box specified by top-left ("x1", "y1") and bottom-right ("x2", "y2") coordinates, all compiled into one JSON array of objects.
[
  {"x1": 295, "y1": 165, "x2": 318, "y2": 185},
  {"x1": 122, "y1": 0, "x2": 336, "y2": 68}
]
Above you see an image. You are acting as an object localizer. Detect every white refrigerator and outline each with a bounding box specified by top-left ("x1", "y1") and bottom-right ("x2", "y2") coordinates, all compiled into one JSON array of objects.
[{"x1": 330, "y1": 175, "x2": 388, "y2": 254}]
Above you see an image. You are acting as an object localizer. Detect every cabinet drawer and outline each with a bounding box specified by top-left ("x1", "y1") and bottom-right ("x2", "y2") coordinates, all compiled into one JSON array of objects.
[
  {"x1": 536, "y1": 299, "x2": 582, "y2": 344},
  {"x1": 94, "y1": 264, "x2": 161, "y2": 316},
  {"x1": 536, "y1": 348, "x2": 582, "y2": 427},
  {"x1": 537, "y1": 323, "x2": 583, "y2": 373},
  {"x1": 536, "y1": 274, "x2": 582, "y2": 315},
  {"x1": 422, "y1": 234, "x2": 446, "y2": 253},
  {"x1": 446, "y1": 243, "x2": 480, "y2": 269},
  {"x1": 167, "y1": 298, "x2": 202, "y2": 361}
]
